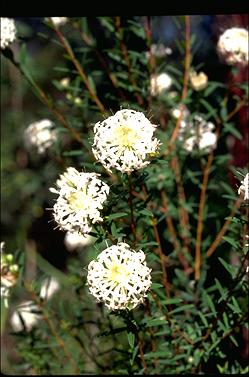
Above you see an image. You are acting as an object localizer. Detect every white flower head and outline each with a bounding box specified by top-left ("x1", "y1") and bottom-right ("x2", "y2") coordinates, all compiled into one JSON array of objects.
[
  {"x1": 217, "y1": 27, "x2": 249, "y2": 66},
  {"x1": 238, "y1": 173, "x2": 249, "y2": 200},
  {"x1": 64, "y1": 231, "x2": 95, "y2": 252},
  {"x1": 50, "y1": 167, "x2": 110, "y2": 235},
  {"x1": 92, "y1": 109, "x2": 161, "y2": 174},
  {"x1": 10, "y1": 301, "x2": 41, "y2": 332},
  {"x1": 0, "y1": 18, "x2": 17, "y2": 49},
  {"x1": 178, "y1": 114, "x2": 217, "y2": 154},
  {"x1": 190, "y1": 71, "x2": 208, "y2": 91},
  {"x1": 50, "y1": 17, "x2": 68, "y2": 26},
  {"x1": 150, "y1": 73, "x2": 172, "y2": 96},
  {"x1": 40, "y1": 276, "x2": 60, "y2": 300},
  {"x1": 87, "y1": 242, "x2": 152, "y2": 311},
  {"x1": 24, "y1": 119, "x2": 57, "y2": 155}
]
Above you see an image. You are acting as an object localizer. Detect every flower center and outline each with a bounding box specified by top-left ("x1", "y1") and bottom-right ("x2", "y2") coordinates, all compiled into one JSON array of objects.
[
  {"x1": 114, "y1": 125, "x2": 138, "y2": 149},
  {"x1": 68, "y1": 190, "x2": 89, "y2": 211},
  {"x1": 107, "y1": 262, "x2": 130, "y2": 284}
]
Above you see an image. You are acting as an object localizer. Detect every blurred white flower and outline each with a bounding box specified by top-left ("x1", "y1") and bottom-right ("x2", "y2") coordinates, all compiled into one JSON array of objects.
[
  {"x1": 150, "y1": 73, "x2": 172, "y2": 96},
  {"x1": 40, "y1": 276, "x2": 60, "y2": 300},
  {"x1": 217, "y1": 27, "x2": 248, "y2": 66},
  {"x1": 92, "y1": 109, "x2": 160, "y2": 174},
  {"x1": 178, "y1": 114, "x2": 217, "y2": 153},
  {"x1": 145, "y1": 43, "x2": 172, "y2": 59},
  {"x1": 50, "y1": 167, "x2": 110, "y2": 235},
  {"x1": 87, "y1": 242, "x2": 152, "y2": 311},
  {"x1": 1, "y1": 244, "x2": 19, "y2": 308},
  {"x1": 10, "y1": 301, "x2": 42, "y2": 332},
  {"x1": 0, "y1": 18, "x2": 17, "y2": 49},
  {"x1": 50, "y1": 17, "x2": 68, "y2": 26},
  {"x1": 60, "y1": 77, "x2": 70, "y2": 88},
  {"x1": 171, "y1": 105, "x2": 190, "y2": 120},
  {"x1": 190, "y1": 71, "x2": 208, "y2": 91},
  {"x1": 238, "y1": 173, "x2": 249, "y2": 200},
  {"x1": 64, "y1": 231, "x2": 95, "y2": 252},
  {"x1": 24, "y1": 119, "x2": 57, "y2": 154}
]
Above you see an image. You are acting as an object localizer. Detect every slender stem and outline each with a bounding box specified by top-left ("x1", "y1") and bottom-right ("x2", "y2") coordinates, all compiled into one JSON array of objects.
[
  {"x1": 74, "y1": 23, "x2": 127, "y2": 101},
  {"x1": 194, "y1": 152, "x2": 214, "y2": 280},
  {"x1": 51, "y1": 20, "x2": 106, "y2": 114},
  {"x1": 151, "y1": 217, "x2": 171, "y2": 299},
  {"x1": 8, "y1": 56, "x2": 85, "y2": 147},
  {"x1": 128, "y1": 174, "x2": 137, "y2": 243},
  {"x1": 206, "y1": 197, "x2": 243, "y2": 258},
  {"x1": 115, "y1": 17, "x2": 144, "y2": 107},
  {"x1": 160, "y1": 190, "x2": 191, "y2": 273},
  {"x1": 169, "y1": 15, "x2": 191, "y2": 147},
  {"x1": 171, "y1": 156, "x2": 191, "y2": 249},
  {"x1": 24, "y1": 283, "x2": 81, "y2": 374}
]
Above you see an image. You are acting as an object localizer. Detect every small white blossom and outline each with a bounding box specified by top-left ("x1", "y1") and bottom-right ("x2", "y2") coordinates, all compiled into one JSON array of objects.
[
  {"x1": 64, "y1": 231, "x2": 94, "y2": 252},
  {"x1": 60, "y1": 77, "x2": 70, "y2": 88},
  {"x1": 10, "y1": 301, "x2": 41, "y2": 332},
  {"x1": 40, "y1": 277, "x2": 60, "y2": 300},
  {"x1": 0, "y1": 18, "x2": 17, "y2": 49},
  {"x1": 92, "y1": 109, "x2": 160, "y2": 174},
  {"x1": 87, "y1": 242, "x2": 152, "y2": 311},
  {"x1": 190, "y1": 71, "x2": 208, "y2": 91},
  {"x1": 171, "y1": 105, "x2": 190, "y2": 120},
  {"x1": 217, "y1": 27, "x2": 248, "y2": 66},
  {"x1": 178, "y1": 114, "x2": 217, "y2": 154},
  {"x1": 238, "y1": 173, "x2": 249, "y2": 200},
  {"x1": 24, "y1": 119, "x2": 57, "y2": 154},
  {"x1": 150, "y1": 73, "x2": 172, "y2": 96},
  {"x1": 50, "y1": 167, "x2": 110, "y2": 235},
  {"x1": 50, "y1": 17, "x2": 68, "y2": 26}
]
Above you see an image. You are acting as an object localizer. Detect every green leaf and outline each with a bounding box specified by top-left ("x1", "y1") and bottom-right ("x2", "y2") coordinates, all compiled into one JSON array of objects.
[
  {"x1": 127, "y1": 332, "x2": 135, "y2": 349},
  {"x1": 145, "y1": 318, "x2": 167, "y2": 327},
  {"x1": 139, "y1": 209, "x2": 154, "y2": 217},
  {"x1": 202, "y1": 291, "x2": 217, "y2": 315},
  {"x1": 107, "y1": 212, "x2": 128, "y2": 221},
  {"x1": 223, "y1": 123, "x2": 242, "y2": 140},
  {"x1": 218, "y1": 257, "x2": 237, "y2": 278},
  {"x1": 168, "y1": 304, "x2": 195, "y2": 315}
]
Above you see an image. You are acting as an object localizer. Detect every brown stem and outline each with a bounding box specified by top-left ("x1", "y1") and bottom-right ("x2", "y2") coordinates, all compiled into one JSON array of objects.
[
  {"x1": 206, "y1": 197, "x2": 243, "y2": 258},
  {"x1": 16, "y1": 61, "x2": 85, "y2": 147},
  {"x1": 160, "y1": 190, "x2": 191, "y2": 273},
  {"x1": 24, "y1": 283, "x2": 81, "y2": 374},
  {"x1": 115, "y1": 17, "x2": 144, "y2": 107},
  {"x1": 151, "y1": 217, "x2": 171, "y2": 299},
  {"x1": 169, "y1": 15, "x2": 191, "y2": 146},
  {"x1": 74, "y1": 25, "x2": 127, "y2": 101},
  {"x1": 52, "y1": 20, "x2": 106, "y2": 114},
  {"x1": 137, "y1": 333, "x2": 147, "y2": 372},
  {"x1": 171, "y1": 156, "x2": 191, "y2": 248},
  {"x1": 128, "y1": 175, "x2": 137, "y2": 243}
]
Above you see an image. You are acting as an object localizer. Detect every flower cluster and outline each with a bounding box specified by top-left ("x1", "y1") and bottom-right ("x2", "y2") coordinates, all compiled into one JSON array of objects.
[
  {"x1": 175, "y1": 112, "x2": 217, "y2": 153},
  {"x1": 0, "y1": 18, "x2": 17, "y2": 49},
  {"x1": 50, "y1": 17, "x2": 68, "y2": 26},
  {"x1": 50, "y1": 167, "x2": 110, "y2": 235},
  {"x1": 87, "y1": 243, "x2": 152, "y2": 311},
  {"x1": 145, "y1": 43, "x2": 172, "y2": 59},
  {"x1": 1, "y1": 242, "x2": 19, "y2": 308},
  {"x1": 150, "y1": 73, "x2": 172, "y2": 96},
  {"x1": 238, "y1": 173, "x2": 249, "y2": 201},
  {"x1": 217, "y1": 27, "x2": 248, "y2": 66},
  {"x1": 24, "y1": 119, "x2": 57, "y2": 154},
  {"x1": 92, "y1": 109, "x2": 160, "y2": 174}
]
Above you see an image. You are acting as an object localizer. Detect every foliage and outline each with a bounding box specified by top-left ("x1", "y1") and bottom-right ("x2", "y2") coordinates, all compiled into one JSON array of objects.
[{"x1": 1, "y1": 16, "x2": 248, "y2": 375}]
